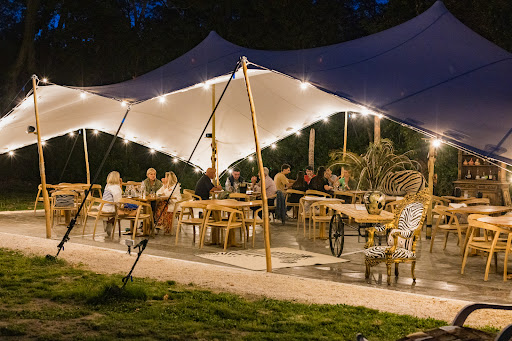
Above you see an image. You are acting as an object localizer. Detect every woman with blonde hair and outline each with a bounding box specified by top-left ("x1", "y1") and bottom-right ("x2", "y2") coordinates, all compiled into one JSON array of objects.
[
  {"x1": 101, "y1": 171, "x2": 123, "y2": 236},
  {"x1": 155, "y1": 171, "x2": 182, "y2": 234}
]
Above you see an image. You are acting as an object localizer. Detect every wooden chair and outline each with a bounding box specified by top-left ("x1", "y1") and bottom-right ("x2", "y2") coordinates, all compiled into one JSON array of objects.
[
  {"x1": 297, "y1": 197, "x2": 311, "y2": 237},
  {"x1": 309, "y1": 199, "x2": 343, "y2": 240},
  {"x1": 462, "y1": 198, "x2": 490, "y2": 206},
  {"x1": 334, "y1": 190, "x2": 356, "y2": 204},
  {"x1": 462, "y1": 214, "x2": 512, "y2": 281},
  {"x1": 175, "y1": 201, "x2": 207, "y2": 245},
  {"x1": 305, "y1": 189, "x2": 332, "y2": 198},
  {"x1": 91, "y1": 184, "x2": 102, "y2": 198},
  {"x1": 82, "y1": 198, "x2": 118, "y2": 239},
  {"x1": 285, "y1": 189, "x2": 304, "y2": 219},
  {"x1": 245, "y1": 207, "x2": 264, "y2": 247},
  {"x1": 33, "y1": 184, "x2": 57, "y2": 214},
  {"x1": 429, "y1": 206, "x2": 468, "y2": 254},
  {"x1": 200, "y1": 204, "x2": 246, "y2": 250},
  {"x1": 50, "y1": 190, "x2": 79, "y2": 228},
  {"x1": 228, "y1": 193, "x2": 250, "y2": 201},
  {"x1": 183, "y1": 189, "x2": 202, "y2": 201},
  {"x1": 364, "y1": 189, "x2": 430, "y2": 285},
  {"x1": 115, "y1": 198, "x2": 154, "y2": 240}
]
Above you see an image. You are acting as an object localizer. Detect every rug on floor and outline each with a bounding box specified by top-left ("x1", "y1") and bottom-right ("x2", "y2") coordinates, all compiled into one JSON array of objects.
[{"x1": 197, "y1": 247, "x2": 349, "y2": 270}]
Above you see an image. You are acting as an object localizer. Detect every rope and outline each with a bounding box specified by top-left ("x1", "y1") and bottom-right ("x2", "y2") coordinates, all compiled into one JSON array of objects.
[
  {"x1": 58, "y1": 130, "x2": 81, "y2": 183},
  {"x1": 121, "y1": 58, "x2": 242, "y2": 286},
  {"x1": 47, "y1": 106, "x2": 132, "y2": 259}
]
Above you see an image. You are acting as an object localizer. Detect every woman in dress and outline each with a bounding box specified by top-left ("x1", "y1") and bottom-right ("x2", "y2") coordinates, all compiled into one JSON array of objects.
[{"x1": 155, "y1": 171, "x2": 182, "y2": 234}]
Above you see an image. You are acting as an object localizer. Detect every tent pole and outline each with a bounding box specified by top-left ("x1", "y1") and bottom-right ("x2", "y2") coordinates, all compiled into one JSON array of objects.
[
  {"x1": 32, "y1": 75, "x2": 52, "y2": 238},
  {"x1": 241, "y1": 57, "x2": 272, "y2": 272},
  {"x1": 374, "y1": 115, "x2": 381, "y2": 144},
  {"x1": 343, "y1": 112, "x2": 348, "y2": 160},
  {"x1": 211, "y1": 84, "x2": 219, "y2": 185},
  {"x1": 426, "y1": 139, "x2": 436, "y2": 238},
  {"x1": 83, "y1": 128, "x2": 90, "y2": 185}
]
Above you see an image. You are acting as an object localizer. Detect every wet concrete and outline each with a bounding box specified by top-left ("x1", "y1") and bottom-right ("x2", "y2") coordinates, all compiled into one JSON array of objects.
[{"x1": 1, "y1": 210, "x2": 511, "y2": 305}]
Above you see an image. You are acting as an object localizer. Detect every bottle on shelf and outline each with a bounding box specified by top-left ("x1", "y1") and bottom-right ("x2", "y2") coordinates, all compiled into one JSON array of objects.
[
  {"x1": 466, "y1": 169, "x2": 472, "y2": 179},
  {"x1": 475, "y1": 169, "x2": 480, "y2": 179}
]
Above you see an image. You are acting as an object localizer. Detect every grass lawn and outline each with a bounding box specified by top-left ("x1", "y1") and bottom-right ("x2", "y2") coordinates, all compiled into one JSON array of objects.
[
  {"x1": 0, "y1": 181, "x2": 36, "y2": 211},
  {"x1": 0, "y1": 249, "x2": 463, "y2": 341}
]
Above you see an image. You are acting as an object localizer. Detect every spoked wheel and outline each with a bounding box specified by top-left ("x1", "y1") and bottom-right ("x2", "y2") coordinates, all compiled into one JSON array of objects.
[{"x1": 329, "y1": 213, "x2": 344, "y2": 257}]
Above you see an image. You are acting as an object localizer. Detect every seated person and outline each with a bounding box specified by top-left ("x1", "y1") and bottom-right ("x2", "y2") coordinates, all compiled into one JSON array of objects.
[
  {"x1": 274, "y1": 164, "x2": 292, "y2": 193},
  {"x1": 142, "y1": 167, "x2": 163, "y2": 195},
  {"x1": 325, "y1": 168, "x2": 339, "y2": 189},
  {"x1": 288, "y1": 171, "x2": 307, "y2": 203},
  {"x1": 304, "y1": 166, "x2": 315, "y2": 184},
  {"x1": 225, "y1": 168, "x2": 244, "y2": 193},
  {"x1": 195, "y1": 167, "x2": 222, "y2": 200},
  {"x1": 155, "y1": 171, "x2": 182, "y2": 234},
  {"x1": 339, "y1": 169, "x2": 357, "y2": 191},
  {"x1": 251, "y1": 167, "x2": 276, "y2": 217},
  {"x1": 308, "y1": 166, "x2": 333, "y2": 194},
  {"x1": 101, "y1": 171, "x2": 123, "y2": 236},
  {"x1": 250, "y1": 175, "x2": 260, "y2": 193}
]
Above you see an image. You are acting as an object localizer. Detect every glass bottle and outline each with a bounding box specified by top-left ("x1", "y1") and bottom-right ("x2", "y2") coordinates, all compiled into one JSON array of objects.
[{"x1": 466, "y1": 169, "x2": 471, "y2": 179}]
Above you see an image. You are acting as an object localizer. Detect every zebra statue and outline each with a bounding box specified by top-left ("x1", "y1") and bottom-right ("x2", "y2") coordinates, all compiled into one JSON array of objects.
[{"x1": 379, "y1": 170, "x2": 426, "y2": 196}]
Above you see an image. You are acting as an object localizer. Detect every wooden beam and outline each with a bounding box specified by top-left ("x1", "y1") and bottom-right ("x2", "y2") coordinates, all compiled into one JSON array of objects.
[
  {"x1": 241, "y1": 57, "x2": 272, "y2": 272},
  {"x1": 83, "y1": 128, "x2": 90, "y2": 185},
  {"x1": 426, "y1": 139, "x2": 436, "y2": 235},
  {"x1": 32, "y1": 76, "x2": 51, "y2": 238},
  {"x1": 343, "y1": 112, "x2": 348, "y2": 160},
  {"x1": 374, "y1": 115, "x2": 381, "y2": 144}
]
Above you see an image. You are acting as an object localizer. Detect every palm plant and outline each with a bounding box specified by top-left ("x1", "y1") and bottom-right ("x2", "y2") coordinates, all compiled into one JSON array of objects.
[{"x1": 329, "y1": 139, "x2": 421, "y2": 191}]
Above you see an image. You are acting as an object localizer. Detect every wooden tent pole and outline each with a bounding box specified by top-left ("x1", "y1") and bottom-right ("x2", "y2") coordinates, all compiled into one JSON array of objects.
[
  {"x1": 343, "y1": 112, "x2": 348, "y2": 160},
  {"x1": 32, "y1": 75, "x2": 51, "y2": 238},
  {"x1": 241, "y1": 57, "x2": 272, "y2": 272},
  {"x1": 83, "y1": 128, "x2": 90, "y2": 184},
  {"x1": 211, "y1": 84, "x2": 219, "y2": 185},
  {"x1": 426, "y1": 139, "x2": 436, "y2": 238}
]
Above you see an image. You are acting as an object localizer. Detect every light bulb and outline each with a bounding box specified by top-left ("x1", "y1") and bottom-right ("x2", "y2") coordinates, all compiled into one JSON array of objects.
[
  {"x1": 8, "y1": 151, "x2": 14, "y2": 156},
  {"x1": 228, "y1": 169, "x2": 233, "y2": 174},
  {"x1": 124, "y1": 139, "x2": 129, "y2": 144},
  {"x1": 296, "y1": 131, "x2": 301, "y2": 136},
  {"x1": 433, "y1": 139, "x2": 442, "y2": 148},
  {"x1": 194, "y1": 168, "x2": 200, "y2": 173},
  {"x1": 93, "y1": 130, "x2": 99, "y2": 135},
  {"x1": 149, "y1": 149, "x2": 155, "y2": 154},
  {"x1": 271, "y1": 143, "x2": 277, "y2": 149},
  {"x1": 80, "y1": 92, "x2": 87, "y2": 99},
  {"x1": 41, "y1": 78, "x2": 48, "y2": 84},
  {"x1": 41, "y1": 141, "x2": 46, "y2": 146},
  {"x1": 300, "y1": 82, "x2": 309, "y2": 90},
  {"x1": 173, "y1": 158, "x2": 178, "y2": 163},
  {"x1": 68, "y1": 132, "x2": 74, "y2": 137},
  {"x1": 158, "y1": 96, "x2": 166, "y2": 103},
  {"x1": 323, "y1": 117, "x2": 329, "y2": 122},
  {"x1": 248, "y1": 156, "x2": 254, "y2": 161},
  {"x1": 121, "y1": 101, "x2": 127, "y2": 107}
]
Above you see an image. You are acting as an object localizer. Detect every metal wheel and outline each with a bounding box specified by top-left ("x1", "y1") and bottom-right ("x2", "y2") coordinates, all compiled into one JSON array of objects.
[{"x1": 329, "y1": 213, "x2": 344, "y2": 257}]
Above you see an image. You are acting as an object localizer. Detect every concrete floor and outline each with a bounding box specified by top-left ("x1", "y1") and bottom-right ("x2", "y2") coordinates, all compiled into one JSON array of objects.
[{"x1": 1, "y1": 209, "x2": 511, "y2": 305}]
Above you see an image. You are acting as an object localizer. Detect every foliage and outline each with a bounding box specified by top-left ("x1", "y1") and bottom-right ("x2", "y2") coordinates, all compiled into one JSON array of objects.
[
  {"x1": 329, "y1": 139, "x2": 421, "y2": 190},
  {"x1": 0, "y1": 248, "x2": 467, "y2": 340}
]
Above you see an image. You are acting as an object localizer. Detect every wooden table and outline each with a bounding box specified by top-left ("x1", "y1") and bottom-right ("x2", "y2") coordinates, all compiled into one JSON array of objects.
[
  {"x1": 325, "y1": 203, "x2": 395, "y2": 257},
  {"x1": 197, "y1": 199, "x2": 263, "y2": 246},
  {"x1": 333, "y1": 190, "x2": 368, "y2": 204},
  {"x1": 442, "y1": 195, "x2": 476, "y2": 202},
  {"x1": 446, "y1": 205, "x2": 512, "y2": 215},
  {"x1": 478, "y1": 215, "x2": 512, "y2": 227}
]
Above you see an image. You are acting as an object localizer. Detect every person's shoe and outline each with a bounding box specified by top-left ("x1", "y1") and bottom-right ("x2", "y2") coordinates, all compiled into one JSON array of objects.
[
  {"x1": 155, "y1": 228, "x2": 161, "y2": 235},
  {"x1": 103, "y1": 220, "x2": 108, "y2": 232}
]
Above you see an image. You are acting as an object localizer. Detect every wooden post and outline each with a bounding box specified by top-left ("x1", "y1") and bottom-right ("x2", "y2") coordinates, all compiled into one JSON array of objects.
[
  {"x1": 211, "y1": 84, "x2": 219, "y2": 186},
  {"x1": 32, "y1": 76, "x2": 51, "y2": 238},
  {"x1": 241, "y1": 57, "x2": 272, "y2": 272},
  {"x1": 374, "y1": 115, "x2": 381, "y2": 144},
  {"x1": 83, "y1": 128, "x2": 90, "y2": 184},
  {"x1": 308, "y1": 128, "x2": 315, "y2": 168},
  {"x1": 343, "y1": 112, "x2": 348, "y2": 160},
  {"x1": 426, "y1": 139, "x2": 436, "y2": 238}
]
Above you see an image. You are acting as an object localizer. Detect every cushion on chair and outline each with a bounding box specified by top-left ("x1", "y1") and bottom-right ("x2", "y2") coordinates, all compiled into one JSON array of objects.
[
  {"x1": 397, "y1": 202, "x2": 424, "y2": 232},
  {"x1": 364, "y1": 246, "x2": 416, "y2": 259},
  {"x1": 387, "y1": 228, "x2": 414, "y2": 249}
]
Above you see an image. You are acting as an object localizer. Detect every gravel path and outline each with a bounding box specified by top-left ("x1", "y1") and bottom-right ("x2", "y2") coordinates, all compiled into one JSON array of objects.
[{"x1": 1, "y1": 232, "x2": 510, "y2": 329}]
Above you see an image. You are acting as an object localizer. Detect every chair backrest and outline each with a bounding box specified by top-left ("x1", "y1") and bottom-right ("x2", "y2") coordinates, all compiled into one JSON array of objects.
[
  {"x1": 305, "y1": 189, "x2": 331, "y2": 198},
  {"x1": 467, "y1": 214, "x2": 510, "y2": 242},
  {"x1": 310, "y1": 199, "x2": 343, "y2": 216},
  {"x1": 385, "y1": 200, "x2": 402, "y2": 213},
  {"x1": 228, "y1": 193, "x2": 250, "y2": 201},
  {"x1": 432, "y1": 195, "x2": 450, "y2": 207},
  {"x1": 462, "y1": 198, "x2": 490, "y2": 206},
  {"x1": 391, "y1": 189, "x2": 431, "y2": 234},
  {"x1": 51, "y1": 190, "x2": 78, "y2": 208},
  {"x1": 183, "y1": 189, "x2": 195, "y2": 196}
]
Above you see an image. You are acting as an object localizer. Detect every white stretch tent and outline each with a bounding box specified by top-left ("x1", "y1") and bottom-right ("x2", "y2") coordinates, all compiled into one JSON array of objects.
[{"x1": 1, "y1": 1, "x2": 512, "y2": 170}]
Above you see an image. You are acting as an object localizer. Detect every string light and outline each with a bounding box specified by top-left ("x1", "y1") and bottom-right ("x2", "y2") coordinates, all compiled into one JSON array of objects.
[
  {"x1": 158, "y1": 96, "x2": 166, "y2": 103},
  {"x1": 295, "y1": 131, "x2": 301, "y2": 136},
  {"x1": 300, "y1": 82, "x2": 310, "y2": 90},
  {"x1": 41, "y1": 78, "x2": 48, "y2": 84},
  {"x1": 121, "y1": 101, "x2": 127, "y2": 107},
  {"x1": 361, "y1": 108, "x2": 369, "y2": 116},
  {"x1": 80, "y1": 92, "x2": 87, "y2": 99},
  {"x1": 202, "y1": 82, "x2": 210, "y2": 90},
  {"x1": 68, "y1": 132, "x2": 74, "y2": 137},
  {"x1": 123, "y1": 139, "x2": 129, "y2": 144},
  {"x1": 248, "y1": 156, "x2": 254, "y2": 161},
  {"x1": 228, "y1": 169, "x2": 233, "y2": 174},
  {"x1": 194, "y1": 168, "x2": 200, "y2": 173},
  {"x1": 41, "y1": 141, "x2": 46, "y2": 146},
  {"x1": 173, "y1": 158, "x2": 178, "y2": 163},
  {"x1": 149, "y1": 149, "x2": 155, "y2": 154},
  {"x1": 323, "y1": 117, "x2": 329, "y2": 122},
  {"x1": 432, "y1": 139, "x2": 442, "y2": 148},
  {"x1": 93, "y1": 130, "x2": 99, "y2": 135},
  {"x1": 271, "y1": 143, "x2": 277, "y2": 149},
  {"x1": 8, "y1": 151, "x2": 14, "y2": 156},
  {"x1": 351, "y1": 113, "x2": 358, "y2": 119}
]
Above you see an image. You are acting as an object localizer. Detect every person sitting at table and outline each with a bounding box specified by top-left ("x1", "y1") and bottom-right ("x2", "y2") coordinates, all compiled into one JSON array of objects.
[
  {"x1": 195, "y1": 167, "x2": 222, "y2": 200},
  {"x1": 142, "y1": 168, "x2": 163, "y2": 196},
  {"x1": 325, "y1": 168, "x2": 339, "y2": 189},
  {"x1": 250, "y1": 175, "x2": 260, "y2": 193},
  {"x1": 274, "y1": 164, "x2": 292, "y2": 192},
  {"x1": 101, "y1": 171, "x2": 123, "y2": 236},
  {"x1": 252, "y1": 167, "x2": 277, "y2": 217},
  {"x1": 308, "y1": 166, "x2": 333, "y2": 194},
  {"x1": 288, "y1": 171, "x2": 308, "y2": 204},
  {"x1": 225, "y1": 168, "x2": 244, "y2": 193},
  {"x1": 155, "y1": 171, "x2": 182, "y2": 234},
  {"x1": 304, "y1": 166, "x2": 315, "y2": 184},
  {"x1": 339, "y1": 168, "x2": 357, "y2": 191}
]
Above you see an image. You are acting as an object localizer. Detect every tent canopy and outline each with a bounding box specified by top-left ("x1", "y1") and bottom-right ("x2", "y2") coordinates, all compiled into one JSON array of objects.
[{"x1": 1, "y1": 1, "x2": 511, "y2": 172}]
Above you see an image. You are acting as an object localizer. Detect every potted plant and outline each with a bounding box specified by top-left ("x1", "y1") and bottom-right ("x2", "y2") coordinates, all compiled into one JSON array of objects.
[{"x1": 329, "y1": 139, "x2": 421, "y2": 214}]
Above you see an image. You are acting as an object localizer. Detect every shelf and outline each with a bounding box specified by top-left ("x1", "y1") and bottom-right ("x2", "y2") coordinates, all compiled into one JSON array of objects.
[{"x1": 462, "y1": 165, "x2": 495, "y2": 167}]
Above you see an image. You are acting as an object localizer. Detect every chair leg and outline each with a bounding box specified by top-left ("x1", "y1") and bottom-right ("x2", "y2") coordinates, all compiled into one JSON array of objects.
[
  {"x1": 175, "y1": 222, "x2": 182, "y2": 245},
  {"x1": 365, "y1": 262, "x2": 370, "y2": 279},
  {"x1": 484, "y1": 251, "x2": 494, "y2": 281},
  {"x1": 92, "y1": 218, "x2": 100, "y2": 239},
  {"x1": 386, "y1": 263, "x2": 392, "y2": 285},
  {"x1": 223, "y1": 228, "x2": 230, "y2": 251},
  {"x1": 461, "y1": 242, "x2": 471, "y2": 275},
  {"x1": 411, "y1": 261, "x2": 416, "y2": 282},
  {"x1": 443, "y1": 231, "x2": 449, "y2": 250},
  {"x1": 395, "y1": 263, "x2": 399, "y2": 277},
  {"x1": 33, "y1": 188, "x2": 41, "y2": 214}
]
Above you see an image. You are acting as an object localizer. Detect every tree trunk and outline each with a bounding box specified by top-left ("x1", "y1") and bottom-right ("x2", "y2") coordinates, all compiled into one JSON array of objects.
[{"x1": 308, "y1": 128, "x2": 315, "y2": 169}]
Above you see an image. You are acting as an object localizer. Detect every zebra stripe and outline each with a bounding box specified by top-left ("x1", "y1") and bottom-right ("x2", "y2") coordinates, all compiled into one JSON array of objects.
[
  {"x1": 379, "y1": 170, "x2": 426, "y2": 196},
  {"x1": 364, "y1": 246, "x2": 416, "y2": 259}
]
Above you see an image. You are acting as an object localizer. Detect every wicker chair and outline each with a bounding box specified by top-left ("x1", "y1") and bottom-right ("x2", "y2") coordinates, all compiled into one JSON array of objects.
[{"x1": 364, "y1": 189, "x2": 430, "y2": 285}]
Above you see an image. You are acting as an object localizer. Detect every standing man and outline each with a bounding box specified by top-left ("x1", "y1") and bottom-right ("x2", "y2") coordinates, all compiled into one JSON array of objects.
[
  {"x1": 195, "y1": 168, "x2": 222, "y2": 200},
  {"x1": 274, "y1": 164, "x2": 292, "y2": 192},
  {"x1": 304, "y1": 166, "x2": 315, "y2": 184},
  {"x1": 225, "y1": 168, "x2": 244, "y2": 193}
]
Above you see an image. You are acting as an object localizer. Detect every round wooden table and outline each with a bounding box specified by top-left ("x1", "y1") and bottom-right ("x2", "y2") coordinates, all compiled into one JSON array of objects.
[
  {"x1": 477, "y1": 215, "x2": 512, "y2": 227},
  {"x1": 446, "y1": 205, "x2": 512, "y2": 215}
]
